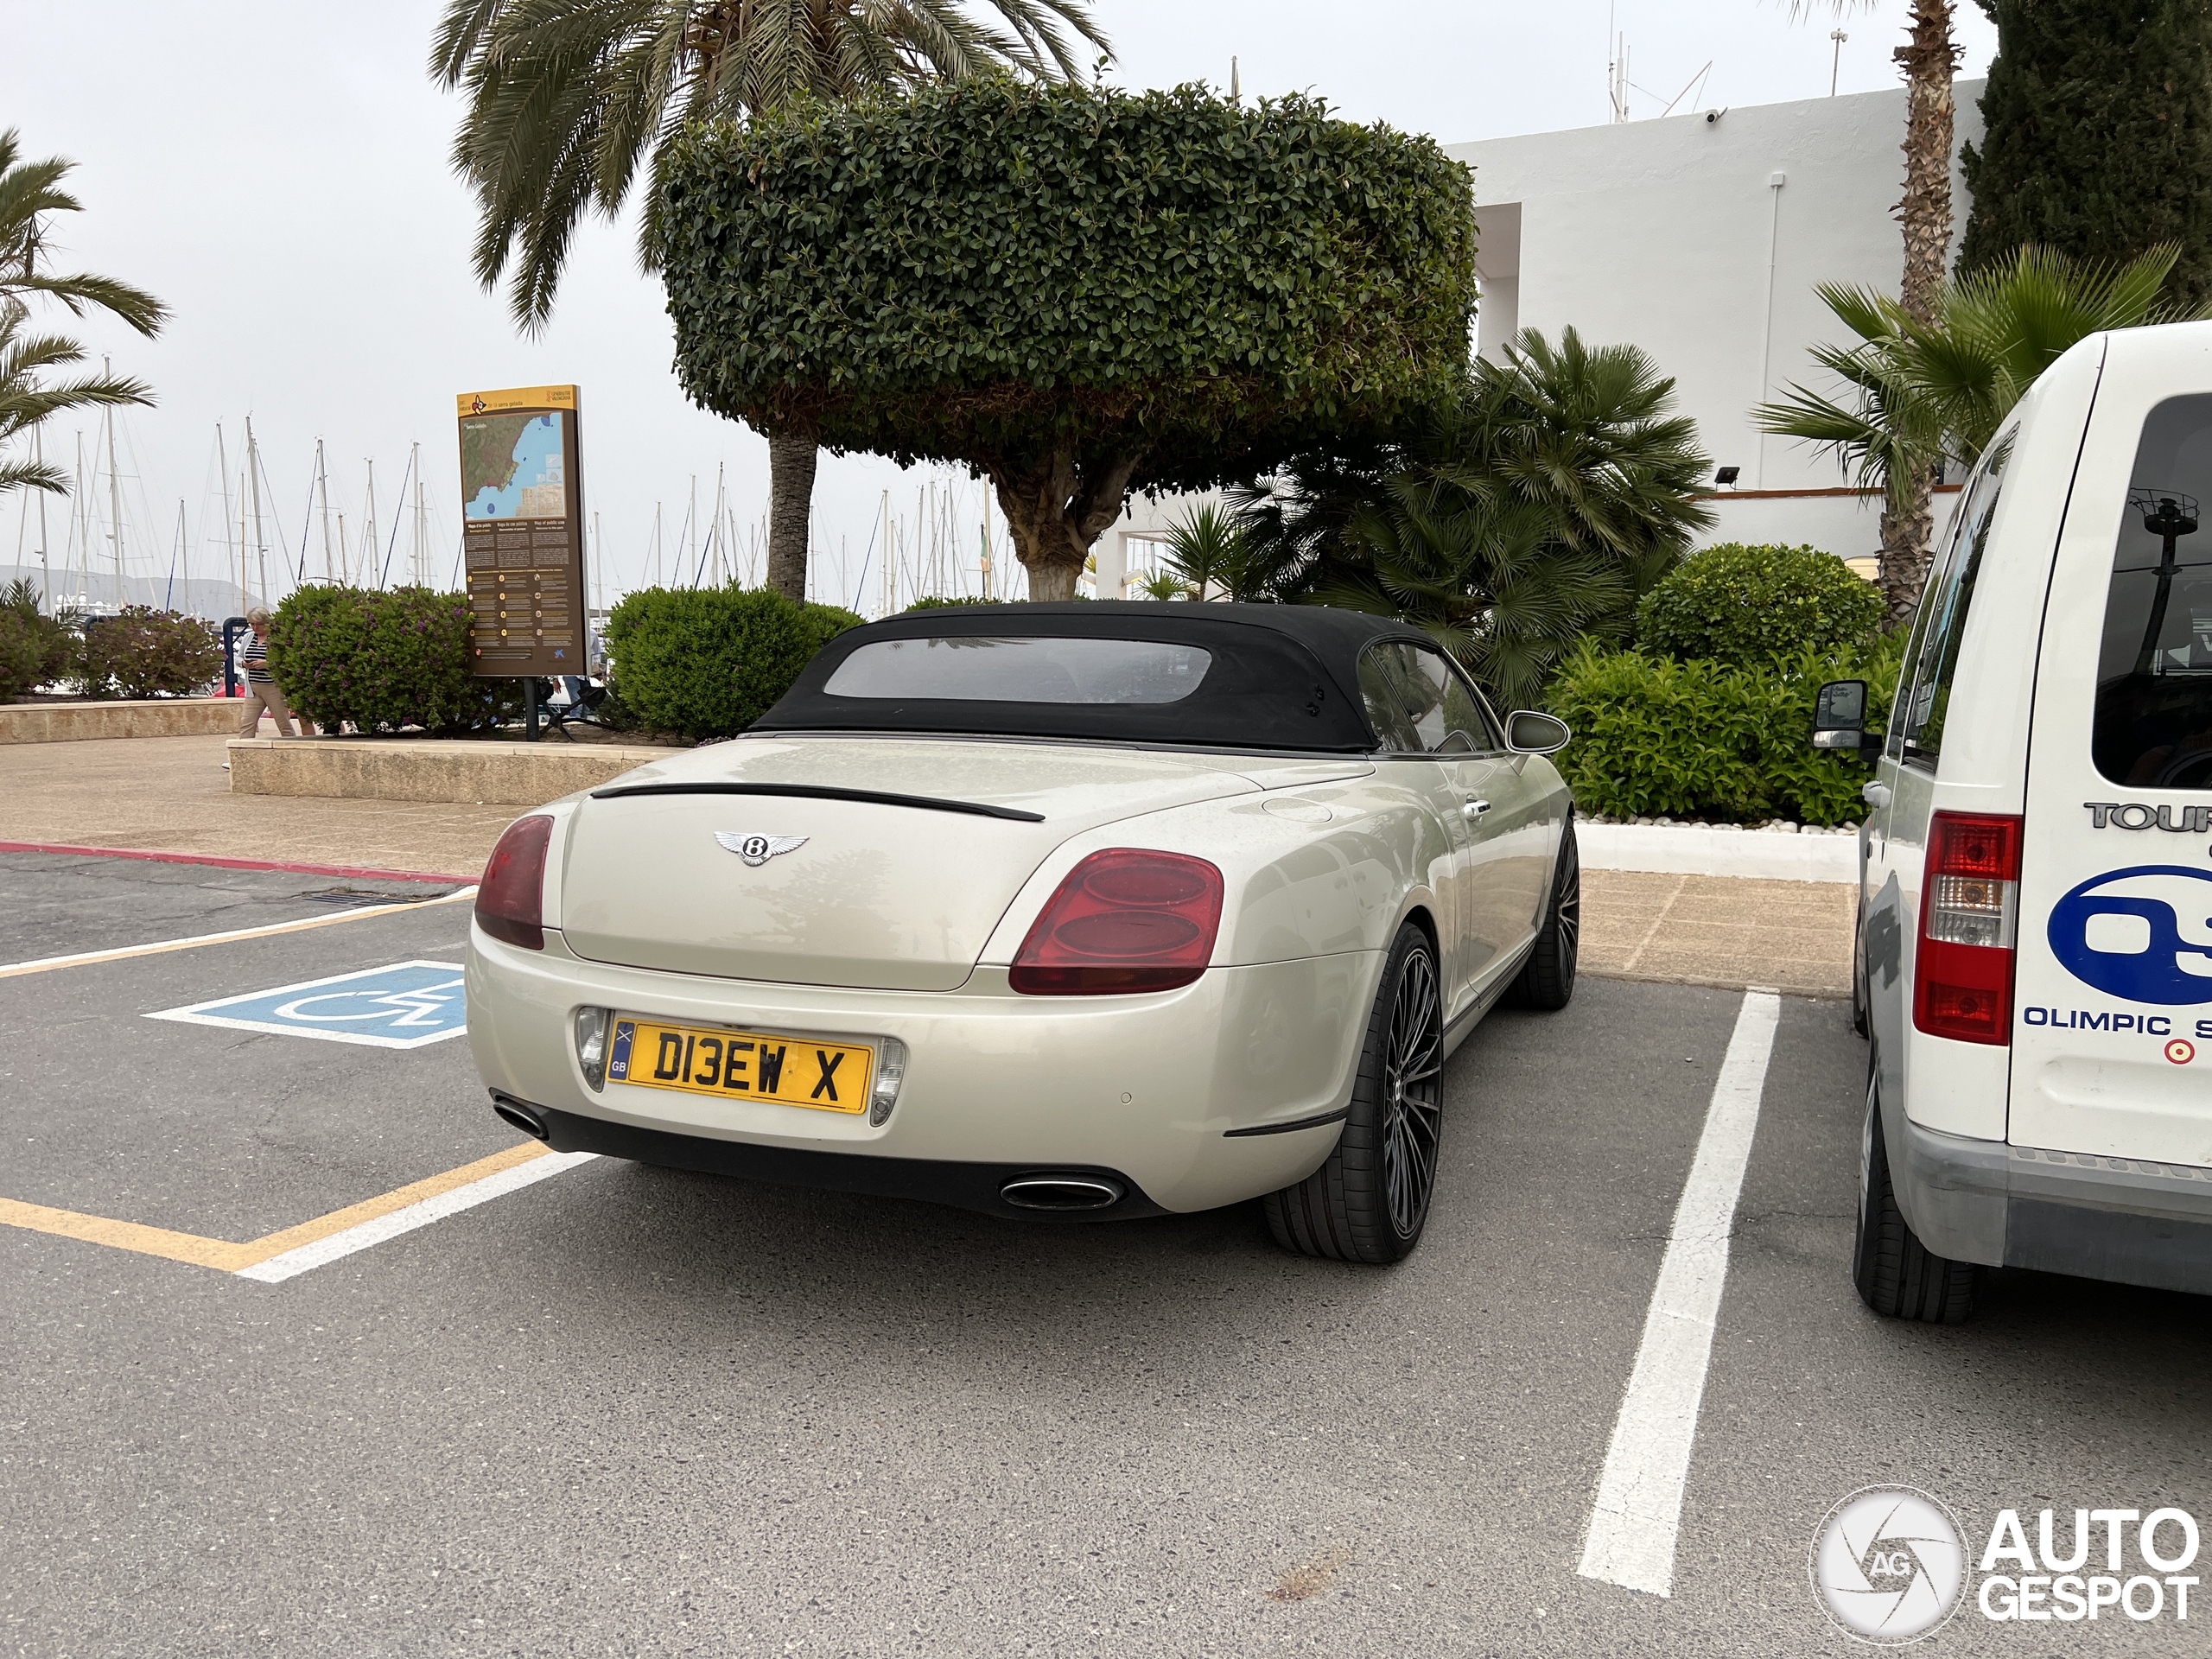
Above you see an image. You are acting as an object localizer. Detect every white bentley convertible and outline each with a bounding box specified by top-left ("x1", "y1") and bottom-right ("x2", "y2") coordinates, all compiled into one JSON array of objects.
[{"x1": 467, "y1": 604, "x2": 1578, "y2": 1262}]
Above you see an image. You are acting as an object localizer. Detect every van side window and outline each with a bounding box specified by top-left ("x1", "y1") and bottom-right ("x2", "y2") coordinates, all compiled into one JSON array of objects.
[
  {"x1": 2092, "y1": 394, "x2": 2212, "y2": 789},
  {"x1": 1897, "y1": 431, "x2": 2014, "y2": 770}
]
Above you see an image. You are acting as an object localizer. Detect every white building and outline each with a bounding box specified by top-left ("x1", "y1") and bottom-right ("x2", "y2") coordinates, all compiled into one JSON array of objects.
[{"x1": 1094, "y1": 79, "x2": 1983, "y2": 593}]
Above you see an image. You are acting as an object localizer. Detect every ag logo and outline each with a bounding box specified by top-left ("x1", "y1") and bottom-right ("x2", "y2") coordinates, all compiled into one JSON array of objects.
[
  {"x1": 1810, "y1": 1486, "x2": 1967, "y2": 1645},
  {"x1": 714, "y1": 831, "x2": 808, "y2": 868},
  {"x1": 2049, "y1": 865, "x2": 2212, "y2": 1006}
]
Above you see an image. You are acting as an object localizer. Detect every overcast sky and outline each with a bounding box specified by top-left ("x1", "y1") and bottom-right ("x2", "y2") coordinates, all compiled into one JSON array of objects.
[{"x1": 3, "y1": 1, "x2": 1995, "y2": 613}]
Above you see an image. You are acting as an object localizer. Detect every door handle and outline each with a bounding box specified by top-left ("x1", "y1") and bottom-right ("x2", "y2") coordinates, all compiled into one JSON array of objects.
[
  {"x1": 1463, "y1": 799, "x2": 1491, "y2": 819},
  {"x1": 1861, "y1": 782, "x2": 1891, "y2": 808}
]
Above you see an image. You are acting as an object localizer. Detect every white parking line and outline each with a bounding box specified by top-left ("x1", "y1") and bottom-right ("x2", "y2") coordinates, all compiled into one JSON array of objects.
[
  {"x1": 236, "y1": 1151, "x2": 598, "y2": 1283},
  {"x1": 1576, "y1": 988, "x2": 1782, "y2": 1599},
  {"x1": 0, "y1": 887, "x2": 478, "y2": 980}
]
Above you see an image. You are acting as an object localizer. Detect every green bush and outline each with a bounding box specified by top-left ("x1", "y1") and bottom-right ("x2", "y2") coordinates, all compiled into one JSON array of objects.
[
  {"x1": 265, "y1": 585, "x2": 505, "y2": 733},
  {"x1": 1636, "y1": 543, "x2": 1883, "y2": 668},
  {"x1": 605, "y1": 586, "x2": 864, "y2": 741},
  {"x1": 0, "y1": 581, "x2": 71, "y2": 700},
  {"x1": 72, "y1": 607, "x2": 222, "y2": 699},
  {"x1": 904, "y1": 595, "x2": 994, "y2": 610},
  {"x1": 0, "y1": 610, "x2": 51, "y2": 700},
  {"x1": 1549, "y1": 631, "x2": 1905, "y2": 825}
]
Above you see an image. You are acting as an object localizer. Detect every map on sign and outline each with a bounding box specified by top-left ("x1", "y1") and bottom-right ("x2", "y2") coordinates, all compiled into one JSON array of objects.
[{"x1": 461, "y1": 410, "x2": 566, "y2": 521}]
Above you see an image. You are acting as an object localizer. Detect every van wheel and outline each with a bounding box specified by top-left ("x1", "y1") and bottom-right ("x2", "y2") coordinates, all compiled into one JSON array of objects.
[
  {"x1": 1850, "y1": 909, "x2": 1870, "y2": 1037},
  {"x1": 1853, "y1": 1076, "x2": 1974, "y2": 1323},
  {"x1": 1264, "y1": 925, "x2": 1443, "y2": 1264},
  {"x1": 1503, "y1": 821, "x2": 1580, "y2": 1011}
]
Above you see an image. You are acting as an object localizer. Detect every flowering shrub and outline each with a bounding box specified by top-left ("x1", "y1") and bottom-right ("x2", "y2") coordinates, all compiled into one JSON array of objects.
[
  {"x1": 72, "y1": 607, "x2": 222, "y2": 699},
  {"x1": 265, "y1": 585, "x2": 509, "y2": 733}
]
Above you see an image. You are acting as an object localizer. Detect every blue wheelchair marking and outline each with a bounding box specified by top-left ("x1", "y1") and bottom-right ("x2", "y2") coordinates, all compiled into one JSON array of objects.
[{"x1": 149, "y1": 960, "x2": 470, "y2": 1050}]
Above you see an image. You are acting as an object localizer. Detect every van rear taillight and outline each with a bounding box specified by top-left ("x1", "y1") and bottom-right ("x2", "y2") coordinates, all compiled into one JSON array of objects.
[{"x1": 1914, "y1": 811, "x2": 2023, "y2": 1045}]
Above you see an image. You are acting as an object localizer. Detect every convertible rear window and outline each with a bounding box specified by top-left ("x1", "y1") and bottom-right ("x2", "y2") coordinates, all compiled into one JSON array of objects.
[
  {"x1": 822, "y1": 636, "x2": 1211, "y2": 705},
  {"x1": 2094, "y1": 394, "x2": 2212, "y2": 788}
]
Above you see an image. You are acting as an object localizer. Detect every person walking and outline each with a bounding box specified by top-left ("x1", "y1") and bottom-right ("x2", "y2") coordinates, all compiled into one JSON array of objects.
[{"x1": 237, "y1": 608, "x2": 301, "y2": 739}]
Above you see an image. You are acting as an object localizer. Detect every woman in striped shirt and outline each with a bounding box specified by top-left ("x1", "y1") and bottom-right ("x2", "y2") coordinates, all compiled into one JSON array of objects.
[{"x1": 238, "y1": 607, "x2": 302, "y2": 738}]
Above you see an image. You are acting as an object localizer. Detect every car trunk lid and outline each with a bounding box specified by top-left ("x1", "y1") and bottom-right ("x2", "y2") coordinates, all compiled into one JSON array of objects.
[{"x1": 558, "y1": 737, "x2": 1259, "y2": 990}]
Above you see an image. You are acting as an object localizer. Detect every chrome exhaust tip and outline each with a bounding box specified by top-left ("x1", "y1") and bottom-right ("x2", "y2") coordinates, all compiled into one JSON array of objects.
[
  {"x1": 999, "y1": 1174, "x2": 1124, "y2": 1212},
  {"x1": 493, "y1": 1095, "x2": 550, "y2": 1141}
]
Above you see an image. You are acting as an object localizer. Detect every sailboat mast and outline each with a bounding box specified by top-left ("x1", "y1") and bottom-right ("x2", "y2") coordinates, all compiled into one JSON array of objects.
[
  {"x1": 215, "y1": 423, "x2": 239, "y2": 614},
  {"x1": 363, "y1": 457, "x2": 377, "y2": 588},
  {"x1": 315, "y1": 439, "x2": 333, "y2": 582},
  {"x1": 411, "y1": 441, "x2": 426, "y2": 585},
  {"x1": 245, "y1": 416, "x2": 269, "y2": 607},
  {"x1": 34, "y1": 429, "x2": 48, "y2": 611},
  {"x1": 104, "y1": 390, "x2": 124, "y2": 608}
]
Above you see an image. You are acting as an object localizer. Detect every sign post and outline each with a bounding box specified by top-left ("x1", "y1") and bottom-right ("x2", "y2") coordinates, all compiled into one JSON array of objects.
[{"x1": 456, "y1": 385, "x2": 586, "y2": 739}]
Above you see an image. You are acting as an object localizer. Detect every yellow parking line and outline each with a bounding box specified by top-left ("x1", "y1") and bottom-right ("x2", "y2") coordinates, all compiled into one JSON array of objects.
[
  {"x1": 0, "y1": 887, "x2": 479, "y2": 981},
  {"x1": 0, "y1": 1141, "x2": 550, "y2": 1274}
]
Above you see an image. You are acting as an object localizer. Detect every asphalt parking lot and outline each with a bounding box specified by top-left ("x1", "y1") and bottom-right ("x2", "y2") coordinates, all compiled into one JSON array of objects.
[{"x1": 2, "y1": 849, "x2": 2208, "y2": 1656}]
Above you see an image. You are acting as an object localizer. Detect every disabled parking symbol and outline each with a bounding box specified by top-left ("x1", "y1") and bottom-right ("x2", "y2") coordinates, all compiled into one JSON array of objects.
[{"x1": 148, "y1": 960, "x2": 470, "y2": 1050}]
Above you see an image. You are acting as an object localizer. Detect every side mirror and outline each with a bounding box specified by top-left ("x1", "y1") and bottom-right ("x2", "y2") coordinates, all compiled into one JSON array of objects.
[
  {"x1": 1507, "y1": 710, "x2": 1571, "y2": 755},
  {"x1": 1812, "y1": 678, "x2": 1881, "y2": 753}
]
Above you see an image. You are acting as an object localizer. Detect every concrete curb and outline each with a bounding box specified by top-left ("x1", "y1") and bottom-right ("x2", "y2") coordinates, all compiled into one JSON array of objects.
[
  {"x1": 0, "y1": 698, "x2": 241, "y2": 744},
  {"x1": 227, "y1": 737, "x2": 674, "y2": 807},
  {"x1": 1580, "y1": 822, "x2": 1860, "y2": 885}
]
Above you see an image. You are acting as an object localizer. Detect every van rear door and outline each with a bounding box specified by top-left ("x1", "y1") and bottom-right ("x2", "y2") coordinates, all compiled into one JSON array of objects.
[{"x1": 2012, "y1": 356, "x2": 2212, "y2": 1169}]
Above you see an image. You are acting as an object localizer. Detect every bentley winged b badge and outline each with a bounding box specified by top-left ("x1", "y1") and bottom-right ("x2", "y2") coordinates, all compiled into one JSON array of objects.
[{"x1": 715, "y1": 832, "x2": 809, "y2": 868}]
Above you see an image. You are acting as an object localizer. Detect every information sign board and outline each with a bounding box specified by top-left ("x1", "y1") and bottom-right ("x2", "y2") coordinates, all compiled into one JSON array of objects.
[{"x1": 456, "y1": 384, "x2": 586, "y2": 676}]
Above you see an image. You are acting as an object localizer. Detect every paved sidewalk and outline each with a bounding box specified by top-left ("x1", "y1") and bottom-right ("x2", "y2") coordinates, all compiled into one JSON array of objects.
[
  {"x1": 1580, "y1": 869, "x2": 1853, "y2": 998},
  {"x1": 0, "y1": 732, "x2": 511, "y2": 879},
  {"x1": 0, "y1": 734, "x2": 1856, "y2": 994}
]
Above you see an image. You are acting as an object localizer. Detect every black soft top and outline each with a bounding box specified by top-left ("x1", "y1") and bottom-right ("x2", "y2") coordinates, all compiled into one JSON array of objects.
[{"x1": 753, "y1": 602, "x2": 1427, "y2": 753}]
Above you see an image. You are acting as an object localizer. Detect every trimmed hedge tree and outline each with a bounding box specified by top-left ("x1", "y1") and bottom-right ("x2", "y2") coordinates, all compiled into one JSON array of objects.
[
  {"x1": 604, "y1": 587, "x2": 863, "y2": 741},
  {"x1": 659, "y1": 80, "x2": 1478, "y2": 601},
  {"x1": 1636, "y1": 543, "x2": 1883, "y2": 669}
]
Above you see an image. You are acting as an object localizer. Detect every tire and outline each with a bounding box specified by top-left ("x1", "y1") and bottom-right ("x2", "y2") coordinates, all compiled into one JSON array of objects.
[
  {"x1": 1265, "y1": 925, "x2": 1445, "y2": 1264},
  {"x1": 1853, "y1": 1072, "x2": 1975, "y2": 1323},
  {"x1": 1503, "y1": 819, "x2": 1580, "y2": 1011},
  {"x1": 1850, "y1": 906, "x2": 1870, "y2": 1038}
]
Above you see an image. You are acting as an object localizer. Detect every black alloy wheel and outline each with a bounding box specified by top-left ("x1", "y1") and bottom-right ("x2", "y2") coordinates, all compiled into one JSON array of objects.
[
  {"x1": 1504, "y1": 819, "x2": 1580, "y2": 1010},
  {"x1": 1265, "y1": 925, "x2": 1445, "y2": 1264}
]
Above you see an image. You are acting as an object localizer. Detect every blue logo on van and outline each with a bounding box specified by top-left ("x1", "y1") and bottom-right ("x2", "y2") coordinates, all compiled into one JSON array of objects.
[{"x1": 2049, "y1": 866, "x2": 2212, "y2": 1005}]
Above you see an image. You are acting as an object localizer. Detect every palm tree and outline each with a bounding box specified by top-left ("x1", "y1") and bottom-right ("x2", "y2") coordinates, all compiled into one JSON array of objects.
[
  {"x1": 0, "y1": 130, "x2": 166, "y2": 499},
  {"x1": 1757, "y1": 244, "x2": 2205, "y2": 620},
  {"x1": 1160, "y1": 503, "x2": 1262, "y2": 601},
  {"x1": 1792, "y1": 2, "x2": 1961, "y2": 616},
  {"x1": 1235, "y1": 328, "x2": 1713, "y2": 706},
  {"x1": 431, "y1": 1, "x2": 1109, "y2": 603}
]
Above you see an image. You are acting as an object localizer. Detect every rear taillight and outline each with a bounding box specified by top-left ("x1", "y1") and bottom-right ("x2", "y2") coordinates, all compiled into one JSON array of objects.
[
  {"x1": 1914, "y1": 810, "x2": 2022, "y2": 1045},
  {"x1": 1010, "y1": 849, "x2": 1224, "y2": 995},
  {"x1": 476, "y1": 815, "x2": 553, "y2": 950}
]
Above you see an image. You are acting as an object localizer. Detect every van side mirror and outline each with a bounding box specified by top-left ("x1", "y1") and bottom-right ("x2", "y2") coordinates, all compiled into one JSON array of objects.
[
  {"x1": 1507, "y1": 710, "x2": 1571, "y2": 754},
  {"x1": 1812, "y1": 678, "x2": 1881, "y2": 754}
]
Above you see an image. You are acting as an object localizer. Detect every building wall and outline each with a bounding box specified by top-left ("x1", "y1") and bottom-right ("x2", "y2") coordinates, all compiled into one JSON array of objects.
[
  {"x1": 1449, "y1": 82, "x2": 1983, "y2": 503},
  {"x1": 1093, "y1": 84, "x2": 1983, "y2": 583}
]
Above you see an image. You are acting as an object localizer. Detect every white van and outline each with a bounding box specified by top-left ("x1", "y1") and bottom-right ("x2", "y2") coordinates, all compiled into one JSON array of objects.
[{"x1": 1811, "y1": 321, "x2": 2212, "y2": 1323}]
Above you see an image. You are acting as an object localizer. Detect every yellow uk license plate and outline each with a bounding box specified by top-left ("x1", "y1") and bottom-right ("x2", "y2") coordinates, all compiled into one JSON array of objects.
[{"x1": 607, "y1": 1017, "x2": 874, "y2": 1114}]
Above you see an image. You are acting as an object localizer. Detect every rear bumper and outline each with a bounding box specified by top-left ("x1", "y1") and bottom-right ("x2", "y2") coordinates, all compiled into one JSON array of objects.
[
  {"x1": 465, "y1": 924, "x2": 1380, "y2": 1215},
  {"x1": 1896, "y1": 1113, "x2": 2212, "y2": 1295},
  {"x1": 500, "y1": 1094, "x2": 1168, "y2": 1222}
]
